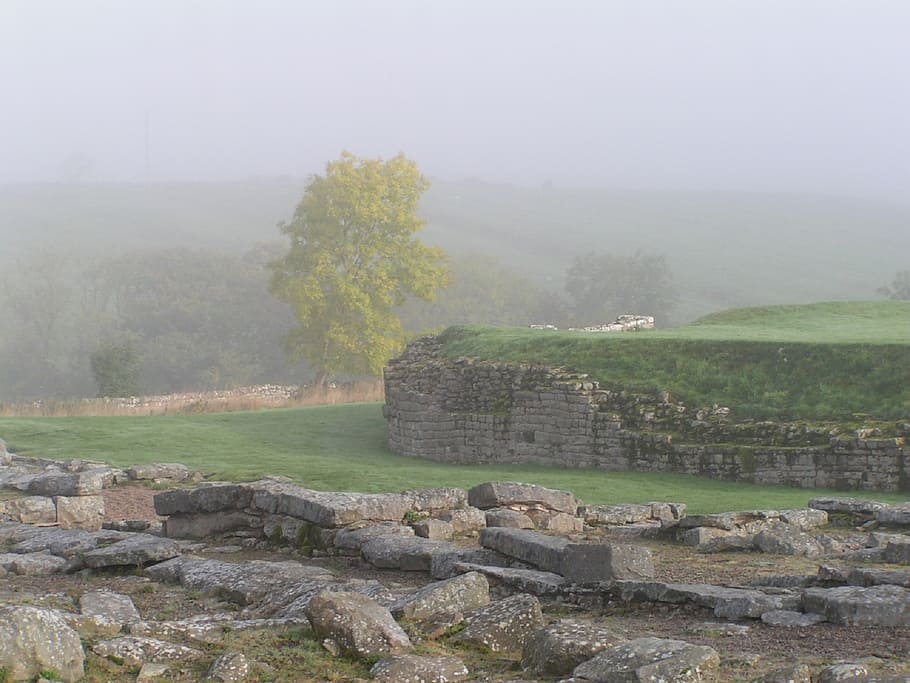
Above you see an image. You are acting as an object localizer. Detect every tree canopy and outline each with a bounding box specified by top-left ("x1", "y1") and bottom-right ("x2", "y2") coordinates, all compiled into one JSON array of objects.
[
  {"x1": 878, "y1": 270, "x2": 910, "y2": 301},
  {"x1": 565, "y1": 250, "x2": 677, "y2": 326},
  {"x1": 269, "y1": 152, "x2": 449, "y2": 382}
]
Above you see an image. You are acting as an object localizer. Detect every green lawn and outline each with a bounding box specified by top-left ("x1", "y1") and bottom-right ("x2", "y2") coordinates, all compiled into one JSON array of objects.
[
  {"x1": 2, "y1": 403, "x2": 906, "y2": 514},
  {"x1": 438, "y1": 301, "x2": 910, "y2": 420}
]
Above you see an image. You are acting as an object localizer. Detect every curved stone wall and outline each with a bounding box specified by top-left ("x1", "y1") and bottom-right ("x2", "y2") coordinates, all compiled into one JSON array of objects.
[{"x1": 383, "y1": 337, "x2": 909, "y2": 492}]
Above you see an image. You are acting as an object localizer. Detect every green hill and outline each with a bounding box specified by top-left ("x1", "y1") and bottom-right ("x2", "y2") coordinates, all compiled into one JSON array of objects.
[
  {"x1": 437, "y1": 301, "x2": 910, "y2": 420},
  {"x1": 2, "y1": 180, "x2": 908, "y2": 323}
]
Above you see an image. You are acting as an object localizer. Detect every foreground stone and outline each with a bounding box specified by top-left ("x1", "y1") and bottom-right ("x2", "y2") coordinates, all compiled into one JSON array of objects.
[
  {"x1": 370, "y1": 654, "x2": 469, "y2": 683},
  {"x1": 522, "y1": 622, "x2": 624, "y2": 676},
  {"x1": 802, "y1": 585, "x2": 910, "y2": 626},
  {"x1": 468, "y1": 481, "x2": 577, "y2": 515},
  {"x1": 456, "y1": 593, "x2": 544, "y2": 653},
  {"x1": 81, "y1": 533, "x2": 181, "y2": 568},
  {"x1": 206, "y1": 652, "x2": 250, "y2": 683},
  {"x1": 79, "y1": 590, "x2": 142, "y2": 628},
  {"x1": 572, "y1": 637, "x2": 720, "y2": 682},
  {"x1": 390, "y1": 571, "x2": 490, "y2": 622},
  {"x1": 481, "y1": 527, "x2": 654, "y2": 583},
  {"x1": 0, "y1": 605, "x2": 86, "y2": 683},
  {"x1": 304, "y1": 591, "x2": 411, "y2": 659},
  {"x1": 92, "y1": 636, "x2": 205, "y2": 667}
]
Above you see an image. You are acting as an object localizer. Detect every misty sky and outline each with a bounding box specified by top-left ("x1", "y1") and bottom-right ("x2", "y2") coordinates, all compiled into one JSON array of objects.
[{"x1": 1, "y1": 1, "x2": 908, "y2": 199}]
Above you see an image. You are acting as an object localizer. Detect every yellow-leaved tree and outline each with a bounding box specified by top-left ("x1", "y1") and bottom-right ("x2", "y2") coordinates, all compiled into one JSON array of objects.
[{"x1": 269, "y1": 152, "x2": 449, "y2": 384}]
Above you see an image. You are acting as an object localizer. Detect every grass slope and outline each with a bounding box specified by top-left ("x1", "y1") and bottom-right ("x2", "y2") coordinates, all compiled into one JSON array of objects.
[
  {"x1": 1, "y1": 403, "x2": 907, "y2": 514},
  {"x1": 439, "y1": 301, "x2": 910, "y2": 420}
]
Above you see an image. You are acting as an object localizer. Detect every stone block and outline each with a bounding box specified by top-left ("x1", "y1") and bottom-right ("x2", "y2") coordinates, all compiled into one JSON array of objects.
[
  {"x1": 55, "y1": 494, "x2": 105, "y2": 531},
  {"x1": 0, "y1": 496, "x2": 57, "y2": 524},
  {"x1": 468, "y1": 482, "x2": 576, "y2": 514}
]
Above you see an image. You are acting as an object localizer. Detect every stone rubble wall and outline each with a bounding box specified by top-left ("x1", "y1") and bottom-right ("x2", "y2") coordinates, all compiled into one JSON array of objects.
[{"x1": 383, "y1": 336, "x2": 909, "y2": 492}]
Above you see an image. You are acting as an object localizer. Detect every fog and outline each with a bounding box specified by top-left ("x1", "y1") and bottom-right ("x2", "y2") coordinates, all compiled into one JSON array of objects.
[{"x1": 2, "y1": 0, "x2": 908, "y2": 200}]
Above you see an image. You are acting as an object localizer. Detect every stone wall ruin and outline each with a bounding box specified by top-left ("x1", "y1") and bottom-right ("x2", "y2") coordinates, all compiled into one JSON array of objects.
[{"x1": 383, "y1": 336, "x2": 910, "y2": 492}]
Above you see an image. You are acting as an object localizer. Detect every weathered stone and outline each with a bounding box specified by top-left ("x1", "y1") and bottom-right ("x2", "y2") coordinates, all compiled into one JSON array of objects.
[
  {"x1": 92, "y1": 636, "x2": 205, "y2": 666},
  {"x1": 485, "y1": 508, "x2": 535, "y2": 529},
  {"x1": 749, "y1": 664, "x2": 812, "y2": 683},
  {"x1": 615, "y1": 581, "x2": 799, "y2": 614},
  {"x1": 429, "y1": 547, "x2": 516, "y2": 579},
  {"x1": 304, "y1": 591, "x2": 411, "y2": 659},
  {"x1": 480, "y1": 527, "x2": 654, "y2": 583},
  {"x1": 847, "y1": 566, "x2": 910, "y2": 587},
  {"x1": 333, "y1": 521, "x2": 415, "y2": 551},
  {"x1": 56, "y1": 494, "x2": 105, "y2": 531},
  {"x1": 802, "y1": 585, "x2": 910, "y2": 626},
  {"x1": 760, "y1": 610, "x2": 826, "y2": 627},
  {"x1": 534, "y1": 511, "x2": 585, "y2": 534},
  {"x1": 26, "y1": 470, "x2": 106, "y2": 497},
  {"x1": 780, "y1": 508, "x2": 829, "y2": 530},
  {"x1": 0, "y1": 605, "x2": 85, "y2": 683},
  {"x1": 146, "y1": 556, "x2": 335, "y2": 609},
  {"x1": 468, "y1": 481, "x2": 577, "y2": 514},
  {"x1": 883, "y1": 541, "x2": 910, "y2": 565},
  {"x1": 695, "y1": 533, "x2": 756, "y2": 554},
  {"x1": 818, "y1": 663, "x2": 869, "y2": 682},
  {"x1": 370, "y1": 654, "x2": 469, "y2": 683},
  {"x1": 82, "y1": 533, "x2": 181, "y2": 568},
  {"x1": 127, "y1": 616, "x2": 305, "y2": 645},
  {"x1": 713, "y1": 591, "x2": 789, "y2": 620},
  {"x1": 154, "y1": 484, "x2": 253, "y2": 516},
  {"x1": 680, "y1": 526, "x2": 730, "y2": 546},
  {"x1": 126, "y1": 462, "x2": 193, "y2": 482},
  {"x1": 137, "y1": 663, "x2": 170, "y2": 682},
  {"x1": 407, "y1": 487, "x2": 468, "y2": 512},
  {"x1": 163, "y1": 511, "x2": 260, "y2": 539},
  {"x1": 436, "y1": 506, "x2": 486, "y2": 535},
  {"x1": 522, "y1": 622, "x2": 623, "y2": 676},
  {"x1": 80, "y1": 590, "x2": 142, "y2": 627},
  {"x1": 677, "y1": 510, "x2": 775, "y2": 531},
  {"x1": 0, "y1": 495, "x2": 57, "y2": 524},
  {"x1": 754, "y1": 523, "x2": 825, "y2": 557},
  {"x1": 8, "y1": 525, "x2": 131, "y2": 560},
  {"x1": 649, "y1": 502, "x2": 687, "y2": 523},
  {"x1": 581, "y1": 503, "x2": 652, "y2": 526},
  {"x1": 361, "y1": 534, "x2": 453, "y2": 571},
  {"x1": 809, "y1": 498, "x2": 885, "y2": 515},
  {"x1": 206, "y1": 652, "x2": 250, "y2": 683},
  {"x1": 251, "y1": 479, "x2": 414, "y2": 528},
  {"x1": 455, "y1": 562, "x2": 568, "y2": 596},
  {"x1": 456, "y1": 593, "x2": 544, "y2": 653},
  {"x1": 390, "y1": 571, "x2": 490, "y2": 621},
  {"x1": 0, "y1": 551, "x2": 68, "y2": 576},
  {"x1": 877, "y1": 503, "x2": 910, "y2": 526},
  {"x1": 411, "y1": 518, "x2": 455, "y2": 540},
  {"x1": 572, "y1": 637, "x2": 720, "y2": 682},
  {"x1": 690, "y1": 621, "x2": 751, "y2": 637}
]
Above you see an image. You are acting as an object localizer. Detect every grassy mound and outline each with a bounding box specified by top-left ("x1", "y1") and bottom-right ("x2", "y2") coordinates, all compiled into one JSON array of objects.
[{"x1": 438, "y1": 301, "x2": 910, "y2": 420}]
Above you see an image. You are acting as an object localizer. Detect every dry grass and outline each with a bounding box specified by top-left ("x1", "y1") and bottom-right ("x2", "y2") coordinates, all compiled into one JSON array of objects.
[{"x1": 0, "y1": 380, "x2": 384, "y2": 417}]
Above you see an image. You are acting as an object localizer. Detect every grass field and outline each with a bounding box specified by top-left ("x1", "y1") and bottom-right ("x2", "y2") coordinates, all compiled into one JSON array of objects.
[
  {"x1": 438, "y1": 301, "x2": 910, "y2": 420},
  {"x1": 2, "y1": 402, "x2": 907, "y2": 514}
]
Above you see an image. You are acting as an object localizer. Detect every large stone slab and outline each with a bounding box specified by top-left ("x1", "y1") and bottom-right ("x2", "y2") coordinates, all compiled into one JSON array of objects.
[
  {"x1": 572, "y1": 637, "x2": 720, "y2": 683},
  {"x1": 522, "y1": 622, "x2": 624, "y2": 676},
  {"x1": 614, "y1": 581, "x2": 799, "y2": 617},
  {"x1": 26, "y1": 469, "x2": 107, "y2": 497},
  {"x1": 753, "y1": 522, "x2": 825, "y2": 557},
  {"x1": 163, "y1": 511, "x2": 260, "y2": 539},
  {"x1": 92, "y1": 636, "x2": 205, "y2": 667},
  {"x1": 0, "y1": 551, "x2": 68, "y2": 576},
  {"x1": 808, "y1": 497, "x2": 885, "y2": 515},
  {"x1": 81, "y1": 534, "x2": 181, "y2": 568},
  {"x1": 251, "y1": 479, "x2": 414, "y2": 528},
  {"x1": 802, "y1": 585, "x2": 910, "y2": 626},
  {"x1": 580, "y1": 503, "x2": 652, "y2": 526},
  {"x1": 370, "y1": 654, "x2": 469, "y2": 683},
  {"x1": 456, "y1": 593, "x2": 544, "y2": 653},
  {"x1": 304, "y1": 591, "x2": 412, "y2": 659},
  {"x1": 154, "y1": 484, "x2": 253, "y2": 516},
  {"x1": 333, "y1": 521, "x2": 415, "y2": 552},
  {"x1": 468, "y1": 482, "x2": 577, "y2": 515},
  {"x1": 390, "y1": 571, "x2": 490, "y2": 621},
  {"x1": 454, "y1": 563, "x2": 568, "y2": 596},
  {"x1": 877, "y1": 503, "x2": 910, "y2": 526},
  {"x1": 56, "y1": 494, "x2": 105, "y2": 531},
  {"x1": 0, "y1": 495, "x2": 57, "y2": 524},
  {"x1": 0, "y1": 605, "x2": 85, "y2": 683},
  {"x1": 361, "y1": 534, "x2": 454, "y2": 571},
  {"x1": 480, "y1": 527, "x2": 653, "y2": 583}
]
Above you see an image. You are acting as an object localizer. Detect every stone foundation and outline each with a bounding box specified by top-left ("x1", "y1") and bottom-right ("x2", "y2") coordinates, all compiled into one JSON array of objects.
[{"x1": 383, "y1": 337, "x2": 909, "y2": 492}]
